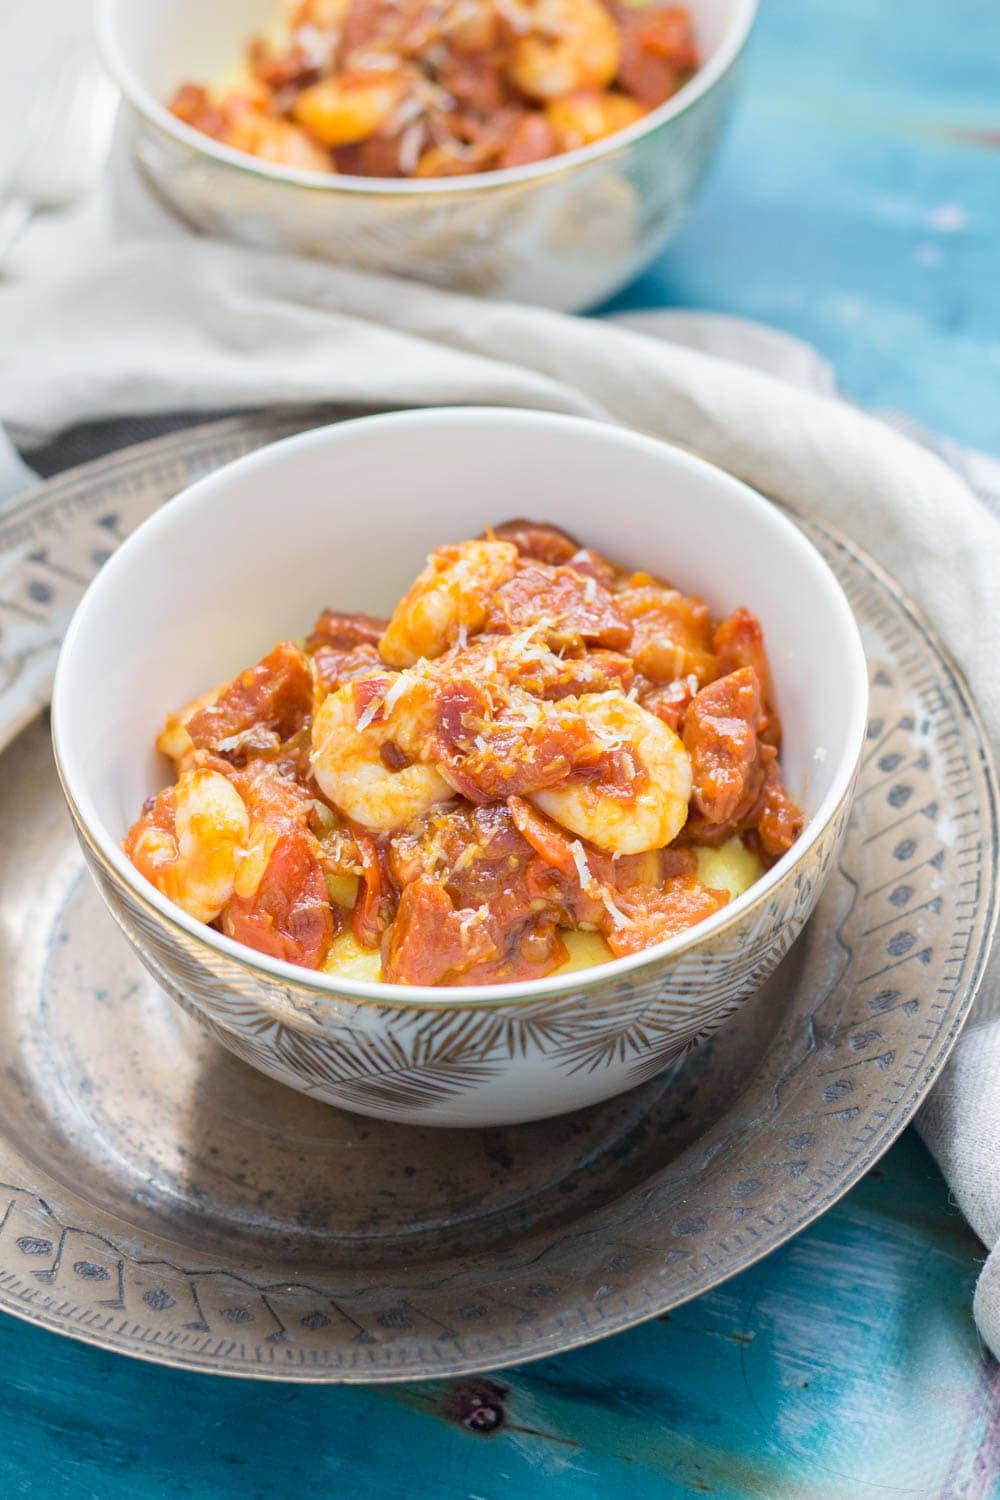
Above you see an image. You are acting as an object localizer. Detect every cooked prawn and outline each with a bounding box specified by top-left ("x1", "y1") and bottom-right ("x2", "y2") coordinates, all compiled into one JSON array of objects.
[
  {"x1": 171, "y1": 86, "x2": 333, "y2": 169},
  {"x1": 310, "y1": 671, "x2": 452, "y2": 831},
  {"x1": 507, "y1": 0, "x2": 621, "y2": 103},
  {"x1": 545, "y1": 90, "x2": 645, "y2": 150},
  {"x1": 228, "y1": 112, "x2": 334, "y2": 169},
  {"x1": 379, "y1": 538, "x2": 518, "y2": 667},
  {"x1": 292, "y1": 71, "x2": 408, "y2": 147},
  {"x1": 530, "y1": 691, "x2": 691, "y2": 854},
  {"x1": 157, "y1": 684, "x2": 221, "y2": 768},
  {"x1": 123, "y1": 768, "x2": 250, "y2": 923}
]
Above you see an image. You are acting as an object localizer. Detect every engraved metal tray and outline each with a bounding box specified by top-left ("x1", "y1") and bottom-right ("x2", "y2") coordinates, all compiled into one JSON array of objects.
[{"x1": 0, "y1": 412, "x2": 994, "y2": 1381}]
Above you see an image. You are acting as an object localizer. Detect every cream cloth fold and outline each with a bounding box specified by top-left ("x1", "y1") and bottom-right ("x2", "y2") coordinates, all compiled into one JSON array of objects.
[{"x1": 1, "y1": 176, "x2": 998, "y2": 1348}]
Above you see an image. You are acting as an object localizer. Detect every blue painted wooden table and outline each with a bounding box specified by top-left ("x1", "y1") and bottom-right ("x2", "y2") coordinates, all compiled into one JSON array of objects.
[{"x1": 3, "y1": 0, "x2": 999, "y2": 1494}]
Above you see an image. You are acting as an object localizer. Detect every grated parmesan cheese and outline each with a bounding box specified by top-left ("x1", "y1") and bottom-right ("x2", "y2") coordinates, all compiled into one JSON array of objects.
[
  {"x1": 390, "y1": 93, "x2": 426, "y2": 130},
  {"x1": 398, "y1": 122, "x2": 426, "y2": 173},
  {"x1": 570, "y1": 839, "x2": 598, "y2": 894},
  {"x1": 569, "y1": 839, "x2": 632, "y2": 928},
  {"x1": 600, "y1": 891, "x2": 631, "y2": 929},
  {"x1": 214, "y1": 732, "x2": 245, "y2": 752},
  {"x1": 458, "y1": 904, "x2": 490, "y2": 939},
  {"x1": 381, "y1": 673, "x2": 409, "y2": 716},
  {"x1": 293, "y1": 25, "x2": 335, "y2": 69},
  {"x1": 353, "y1": 50, "x2": 403, "y2": 70},
  {"x1": 355, "y1": 696, "x2": 382, "y2": 732}
]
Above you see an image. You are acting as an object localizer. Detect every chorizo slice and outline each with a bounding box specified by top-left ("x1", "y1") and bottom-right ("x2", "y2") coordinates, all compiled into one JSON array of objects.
[
  {"x1": 382, "y1": 877, "x2": 499, "y2": 985},
  {"x1": 428, "y1": 676, "x2": 596, "y2": 801},
  {"x1": 713, "y1": 607, "x2": 781, "y2": 747},
  {"x1": 352, "y1": 830, "x2": 397, "y2": 948},
  {"x1": 386, "y1": 804, "x2": 568, "y2": 984},
  {"x1": 490, "y1": 518, "x2": 582, "y2": 566},
  {"x1": 312, "y1": 642, "x2": 382, "y2": 695},
  {"x1": 485, "y1": 559, "x2": 632, "y2": 653},
  {"x1": 222, "y1": 826, "x2": 335, "y2": 969},
  {"x1": 616, "y1": 3, "x2": 698, "y2": 108},
  {"x1": 603, "y1": 874, "x2": 729, "y2": 957},
  {"x1": 306, "y1": 609, "x2": 389, "y2": 653},
  {"x1": 683, "y1": 667, "x2": 764, "y2": 826},
  {"x1": 491, "y1": 520, "x2": 623, "y2": 592},
  {"x1": 617, "y1": 581, "x2": 716, "y2": 683},
  {"x1": 185, "y1": 641, "x2": 314, "y2": 757},
  {"x1": 754, "y1": 761, "x2": 804, "y2": 859}
]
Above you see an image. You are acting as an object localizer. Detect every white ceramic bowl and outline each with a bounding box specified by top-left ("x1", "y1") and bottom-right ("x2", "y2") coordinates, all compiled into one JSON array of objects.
[
  {"x1": 96, "y1": 0, "x2": 757, "y2": 311},
  {"x1": 52, "y1": 408, "x2": 868, "y2": 1126}
]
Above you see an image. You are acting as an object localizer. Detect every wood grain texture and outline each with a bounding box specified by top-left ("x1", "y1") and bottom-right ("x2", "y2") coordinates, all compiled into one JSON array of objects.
[
  {"x1": 609, "y1": 0, "x2": 1000, "y2": 457},
  {"x1": 3, "y1": 0, "x2": 1000, "y2": 1491},
  {"x1": 0, "y1": 1135, "x2": 993, "y2": 1498}
]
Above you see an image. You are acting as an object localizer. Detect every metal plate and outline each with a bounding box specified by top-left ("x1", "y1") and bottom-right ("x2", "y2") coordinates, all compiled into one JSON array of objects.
[{"x1": 0, "y1": 413, "x2": 995, "y2": 1381}]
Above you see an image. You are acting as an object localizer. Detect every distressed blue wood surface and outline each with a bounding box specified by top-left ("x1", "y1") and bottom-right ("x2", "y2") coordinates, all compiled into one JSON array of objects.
[
  {"x1": 0, "y1": 1135, "x2": 993, "y2": 1497},
  {"x1": 3, "y1": 0, "x2": 1000, "y2": 1494},
  {"x1": 609, "y1": 0, "x2": 1000, "y2": 456}
]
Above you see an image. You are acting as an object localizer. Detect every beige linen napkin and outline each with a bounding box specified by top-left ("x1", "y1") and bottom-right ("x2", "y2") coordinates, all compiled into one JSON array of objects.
[{"x1": 1, "y1": 181, "x2": 998, "y2": 1347}]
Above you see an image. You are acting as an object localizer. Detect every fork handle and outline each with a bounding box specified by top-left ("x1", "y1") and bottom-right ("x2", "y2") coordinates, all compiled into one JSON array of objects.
[{"x1": 0, "y1": 198, "x2": 34, "y2": 272}]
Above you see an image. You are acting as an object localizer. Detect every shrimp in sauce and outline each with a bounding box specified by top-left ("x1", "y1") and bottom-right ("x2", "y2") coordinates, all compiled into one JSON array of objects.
[
  {"x1": 379, "y1": 539, "x2": 518, "y2": 667},
  {"x1": 530, "y1": 691, "x2": 692, "y2": 854},
  {"x1": 125, "y1": 518, "x2": 802, "y2": 985},
  {"x1": 310, "y1": 669, "x2": 453, "y2": 830},
  {"x1": 507, "y1": 0, "x2": 622, "y2": 102},
  {"x1": 168, "y1": 0, "x2": 700, "y2": 179},
  {"x1": 125, "y1": 768, "x2": 250, "y2": 924}
]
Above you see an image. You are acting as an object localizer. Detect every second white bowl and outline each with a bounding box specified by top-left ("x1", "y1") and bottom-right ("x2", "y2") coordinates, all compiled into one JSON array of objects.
[{"x1": 97, "y1": 0, "x2": 758, "y2": 311}]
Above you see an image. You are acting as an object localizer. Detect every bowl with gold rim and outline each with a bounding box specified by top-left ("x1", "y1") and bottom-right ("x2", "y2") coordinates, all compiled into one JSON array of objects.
[
  {"x1": 50, "y1": 407, "x2": 867, "y2": 1126},
  {"x1": 96, "y1": 0, "x2": 758, "y2": 311}
]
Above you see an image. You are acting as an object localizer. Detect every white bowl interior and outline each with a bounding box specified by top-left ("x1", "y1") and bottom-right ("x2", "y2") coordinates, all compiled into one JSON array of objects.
[
  {"x1": 53, "y1": 409, "x2": 867, "y2": 996},
  {"x1": 105, "y1": 0, "x2": 275, "y2": 98},
  {"x1": 102, "y1": 0, "x2": 747, "y2": 121}
]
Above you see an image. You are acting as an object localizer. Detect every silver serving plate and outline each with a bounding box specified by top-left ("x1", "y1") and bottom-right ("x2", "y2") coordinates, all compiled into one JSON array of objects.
[{"x1": 0, "y1": 412, "x2": 994, "y2": 1380}]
